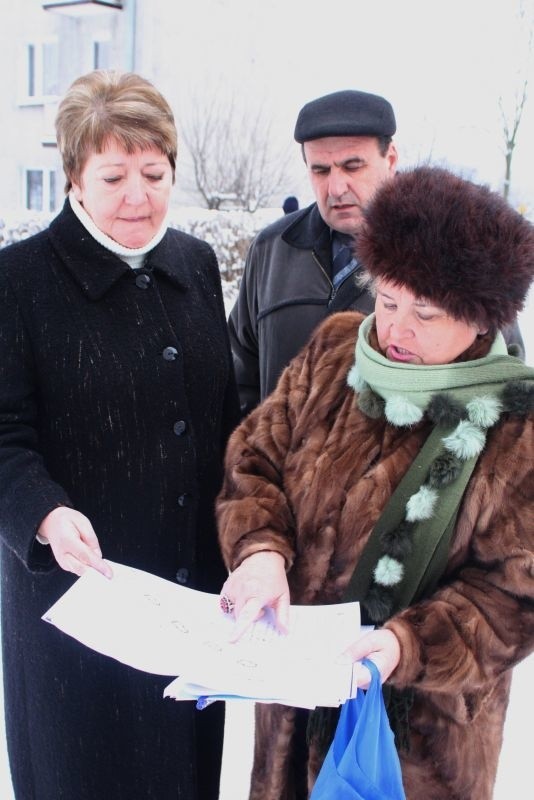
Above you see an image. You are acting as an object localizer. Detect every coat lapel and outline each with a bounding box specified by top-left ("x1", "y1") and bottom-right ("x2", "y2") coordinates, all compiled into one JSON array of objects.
[
  {"x1": 146, "y1": 231, "x2": 190, "y2": 292},
  {"x1": 48, "y1": 200, "x2": 129, "y2": 301}
]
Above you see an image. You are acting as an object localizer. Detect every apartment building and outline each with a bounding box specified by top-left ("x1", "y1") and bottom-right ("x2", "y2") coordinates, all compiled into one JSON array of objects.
[
  {"x1": 0, "y1": 2, "x2": 133, "y2": 214},
  {"x1": 0, "y1": 0, "x2": 310, "y2": 219},
  {"x1": 0, "y1": 0, "x2": 217, "y2": 215}
]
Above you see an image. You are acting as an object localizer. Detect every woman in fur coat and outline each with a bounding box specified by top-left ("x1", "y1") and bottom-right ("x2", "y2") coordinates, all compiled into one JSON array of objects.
[{"x1": 217, "y1": 166, "x2": 534, "y2": 800}]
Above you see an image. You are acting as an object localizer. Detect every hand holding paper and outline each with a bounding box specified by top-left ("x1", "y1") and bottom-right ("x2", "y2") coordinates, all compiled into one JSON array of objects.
[
  {"x1": 43, "y1": 561, "x2": 371, "y2": 708},
  {"x1": 220, "y1": 550, "x2": 290, "y2": 642}
]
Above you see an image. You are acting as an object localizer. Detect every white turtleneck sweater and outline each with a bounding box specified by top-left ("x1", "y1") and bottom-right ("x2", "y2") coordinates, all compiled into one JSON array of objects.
[{"x1": 68, "y1": 192, "x2": 169, "y2": 269}]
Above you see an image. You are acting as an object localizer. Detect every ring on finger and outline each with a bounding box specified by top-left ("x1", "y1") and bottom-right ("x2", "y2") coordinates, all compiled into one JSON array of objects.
[{"x1": 219, "y1": 594, "x2": 235, "y2": 615}]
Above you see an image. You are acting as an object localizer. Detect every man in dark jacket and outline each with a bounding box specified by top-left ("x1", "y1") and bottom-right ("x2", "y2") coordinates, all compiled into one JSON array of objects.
[
  {"x1": 229, "y1": 90, "x2": 524, "y2": 416},
  {"x1": 228, "y1": 89, "x2": 398, "y2": 415}
]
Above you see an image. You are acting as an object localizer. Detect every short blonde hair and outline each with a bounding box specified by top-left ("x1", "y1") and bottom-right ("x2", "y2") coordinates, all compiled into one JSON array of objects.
[{"x1": 55, "y1": 70, "x2": 177, "y2": 192}]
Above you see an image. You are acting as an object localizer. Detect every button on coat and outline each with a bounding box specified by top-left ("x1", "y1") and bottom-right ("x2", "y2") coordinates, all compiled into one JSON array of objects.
[
  {"x1": 163, "y1": 346, "x2": 178, "y2": 360},
  {"x1": 175, "y1": 567, "x2": 190, "y2": 584},
  {"x1": 135, "y1": 272, "x2": 151, "y2": 289}
]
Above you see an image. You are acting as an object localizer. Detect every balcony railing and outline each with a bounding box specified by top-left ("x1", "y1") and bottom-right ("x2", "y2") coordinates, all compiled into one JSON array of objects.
[{"x1": 42, "y1": 1, "x2": 123, "y2": 15}]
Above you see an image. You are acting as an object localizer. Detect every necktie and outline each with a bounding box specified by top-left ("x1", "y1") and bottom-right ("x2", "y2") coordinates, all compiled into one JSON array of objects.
[{"x1": 332, "y1": 244, "x2": 356, "y2": 288}]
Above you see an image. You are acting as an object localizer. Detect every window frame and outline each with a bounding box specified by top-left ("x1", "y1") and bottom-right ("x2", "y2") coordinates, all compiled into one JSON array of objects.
[
  {"x1": 22, "y1": 167, "x2": 58, "y2": 213},
  {"x1": 19, "y1": 39, "x2": 60, "y2": 106},
  {"x1": 92, "y1": 34, "x2": 113, "y2": 70}
]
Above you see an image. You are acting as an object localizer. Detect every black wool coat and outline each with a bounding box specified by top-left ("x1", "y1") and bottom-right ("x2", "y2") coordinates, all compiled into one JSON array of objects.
[{"x1": 0, "y1": 200, "x2": 240, "y2": 800}]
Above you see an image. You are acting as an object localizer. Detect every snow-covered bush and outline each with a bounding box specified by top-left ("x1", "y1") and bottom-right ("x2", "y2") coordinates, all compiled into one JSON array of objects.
[
  {"x1": 0, "y1": 216, "x2": 52, "y2": 248},
  {"x1": 0, "y1": 206, "x2": 280, "y2": 286},
  {"x1": 168, "y1": 206, "x2": 278, "y2": 281}
]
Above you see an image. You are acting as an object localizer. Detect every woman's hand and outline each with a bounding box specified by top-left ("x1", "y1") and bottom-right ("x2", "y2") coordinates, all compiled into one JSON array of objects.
[
  {"x1": 37, "y1": 506, "x2": 113, "y2": 579},
  {"x1": 344, "y1": 628, "x2": 401, "y2": 689},
  {"x1": 220, "y1": 551, "x2": 290, "y2": 642}
]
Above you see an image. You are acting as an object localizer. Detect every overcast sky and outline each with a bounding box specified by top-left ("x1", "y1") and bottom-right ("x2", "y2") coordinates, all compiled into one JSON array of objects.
[{"x1": 167, "y1": 0, "x2": 534, "y2": 210}]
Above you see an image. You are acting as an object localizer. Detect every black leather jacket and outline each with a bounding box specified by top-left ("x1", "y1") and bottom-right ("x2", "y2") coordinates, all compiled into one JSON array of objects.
[{"x1": 228, "y1": 203, "x2": 375, "y2": 415}]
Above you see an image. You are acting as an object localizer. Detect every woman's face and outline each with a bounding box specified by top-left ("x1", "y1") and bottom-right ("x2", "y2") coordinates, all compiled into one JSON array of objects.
[
  {"x1": 374, "y1": 279, "x2": 480, "y2": 365},
  {"x1": 71, "y1": 140, "x2": 173, "y2": 248}
]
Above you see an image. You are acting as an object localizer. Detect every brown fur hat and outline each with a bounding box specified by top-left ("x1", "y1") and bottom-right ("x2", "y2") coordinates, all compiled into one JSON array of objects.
[{"x1": 356, "y1": 166, "x2": 534, "y2": 329}]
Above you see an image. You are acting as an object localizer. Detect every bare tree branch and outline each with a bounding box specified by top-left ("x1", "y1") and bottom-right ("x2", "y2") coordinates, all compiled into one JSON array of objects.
[
  {"x1": 180, "y1": 93, "x2": 293, "y2": 211},
  {"x1": 498, "y1": 0, "x2": 533, "y2": 201}
]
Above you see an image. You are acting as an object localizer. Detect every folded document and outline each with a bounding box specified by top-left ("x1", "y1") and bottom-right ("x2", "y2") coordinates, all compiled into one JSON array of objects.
[{"x1": 43, "y1": 560, "x2": 367, "y2": 708}]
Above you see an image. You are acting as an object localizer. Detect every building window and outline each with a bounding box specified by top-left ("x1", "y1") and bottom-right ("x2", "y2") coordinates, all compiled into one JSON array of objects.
[
  {"x1": 93, "y1": 39, "x2": 112, "y2": 69},
  {"x1": 42, "y1": 41, "x2": 60, "y2": 96},
  {"x1": 48, "y1": 171, "x2": 57, "y2": 212},
  {"x1": 23, "y1": 40, "x2": 60, "y2": 102},
  {"x1": 27, "y1": 45, "x2": 36, "y2": 97},
  {"x1": 24, "y1": 169, "x2": 57, "y2": 212}
]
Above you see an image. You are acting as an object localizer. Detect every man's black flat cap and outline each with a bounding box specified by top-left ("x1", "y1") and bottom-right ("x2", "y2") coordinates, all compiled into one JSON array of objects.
[{"x1": 294, "y1": 89, "x2": 396, "y2": 143}]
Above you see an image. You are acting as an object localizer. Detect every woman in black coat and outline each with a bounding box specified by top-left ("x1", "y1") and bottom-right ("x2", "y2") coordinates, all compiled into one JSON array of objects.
[{"x1": 0, "y1": 70, "x2": 239, "y2": 800}]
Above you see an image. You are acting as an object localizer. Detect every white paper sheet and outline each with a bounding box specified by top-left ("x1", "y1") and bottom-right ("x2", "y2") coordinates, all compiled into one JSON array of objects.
[{"x1": 43, "y1": 560, "x2": 369, "y2": 708}]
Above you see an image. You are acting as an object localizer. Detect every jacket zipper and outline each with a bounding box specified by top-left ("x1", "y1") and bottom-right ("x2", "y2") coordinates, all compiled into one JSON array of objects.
[
  {"x1": 313, "y1": 251, "x2": 356, "y2": 307},
  {"x1": 311, "y1": 251, "x2": 334, "y2": 302}
]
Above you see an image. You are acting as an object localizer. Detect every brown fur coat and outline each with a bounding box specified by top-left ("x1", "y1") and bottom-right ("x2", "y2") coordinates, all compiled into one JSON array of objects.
[{"x1": 217, "y1": 312, "x2": 534, "y2": 800}]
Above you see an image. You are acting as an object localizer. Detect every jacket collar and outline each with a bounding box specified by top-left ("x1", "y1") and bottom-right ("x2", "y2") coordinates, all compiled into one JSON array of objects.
[
  {"x1": 281, "y1": 202, "x2": 332, "y2": 267},
  {"x1": 48, "y1": 200, "x2": 188, "y2": 300}
]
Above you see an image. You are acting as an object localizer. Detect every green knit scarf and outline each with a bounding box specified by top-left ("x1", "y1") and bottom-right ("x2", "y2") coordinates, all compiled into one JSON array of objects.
[{"x1": 349, "y1": 313, "x2": 532, "y2": 417}]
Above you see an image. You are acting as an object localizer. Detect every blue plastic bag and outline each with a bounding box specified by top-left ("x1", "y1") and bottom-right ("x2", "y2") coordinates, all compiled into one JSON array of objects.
[{"x1": 310, "y1": 659, "x2": 406, "y2": 800}]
